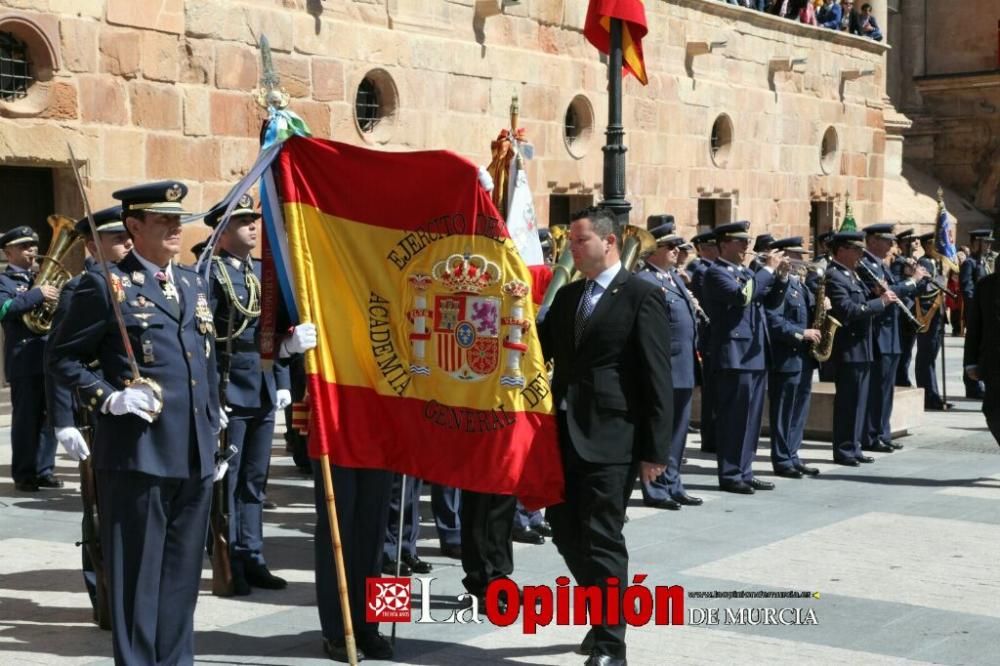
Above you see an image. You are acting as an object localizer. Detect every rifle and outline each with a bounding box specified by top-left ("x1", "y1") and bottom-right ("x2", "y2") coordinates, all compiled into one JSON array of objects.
[
  {"x1": 76, "y1": 422, "x2": 111, "y2": 630},
  {"x1": 209, "y1": 292, "x2": 238, "y2": 596}
]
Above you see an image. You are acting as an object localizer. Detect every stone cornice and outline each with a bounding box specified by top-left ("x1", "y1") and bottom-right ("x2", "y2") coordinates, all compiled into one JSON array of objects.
[{"x1": 914, "y1": 71, "x2": 1000, "y2": 94}]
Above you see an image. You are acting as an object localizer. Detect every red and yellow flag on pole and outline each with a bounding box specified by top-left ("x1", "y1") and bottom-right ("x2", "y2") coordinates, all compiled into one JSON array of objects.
[
  {"x1": 584, "y1": 0, "x2": 649, "y2": 85},
  {"x1": 277, "y1": 137, "x2": 563, "y2": 509}
]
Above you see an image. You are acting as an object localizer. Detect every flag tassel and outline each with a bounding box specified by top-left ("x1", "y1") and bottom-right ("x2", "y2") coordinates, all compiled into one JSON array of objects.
[{"x1": 320, "y1": 455, "x2": 359, "y2": 665}]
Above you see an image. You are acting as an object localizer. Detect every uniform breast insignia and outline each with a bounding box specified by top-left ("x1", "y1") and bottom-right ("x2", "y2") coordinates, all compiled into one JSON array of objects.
[
  {"x1": 195, "y1": 293, "x2": 214, "y2": 335},
  {"x1": 110, "y1": 274, "x2": 126, "y2": 303},
  {"x1": 142, "y1": 338, "x2": 155, "y2": 364},
  {"x1": 180, "y1": 275, "x2": 190, "y2": 288},
  {"x1": 120, "y1": 276, "x2": 132, "y2": 288},
  {"x1": 130, "y1": 295, "x2": 156, "y2": 309},
  {"x1": 15, "y1": 284, "x2": 27, "y2": 293},
  {"x1": 228, "y1": 257, "x2": 242, "y2": 270},
  {"x1": 205, "y1": 337, "x2": 211, "y2": 359},
  {"x1": 131, "y1": 271, "x2": 145, "y2": 286}
]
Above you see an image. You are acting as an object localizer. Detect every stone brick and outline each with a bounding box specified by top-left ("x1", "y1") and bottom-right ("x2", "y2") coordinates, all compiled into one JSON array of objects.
[
  {"x1": 183, "y1": 86, "x2": 211, "y2": 137},
  {"x1": 312, "y1": 58, "x2": 345, "y2": 102},
  {"x1": 99, "y1": 29, "x2": 141, "y2": 79},
  {"x1": 274, "y1": 55, "x2": 311, "y2": 98},
  {"x1": 78, "y1": 76, "x2": 128, "y2": 125},
  {"x1": 129, "y1": 82, "x2": 182, "y2": 131},
  {"x1": 446, "y1": 74, "x2": 489, "y2": 114},
  {"x1": 219, "y1": 138, "x2": 259, "y2": 179},
  {"x1": 215, "y1": 43, "x2": 258, "y2": 91},
  {"x1": 107, "y1": 0, "x2": 184, "y2": 35},
  {"x1": 60, "y1": 18, "x2": 98, "y2": 72},
  {"x1": 141, "y1": 31, "x2": 181, "y2": 83},
  {"x1": 210, "y1": 91, "x2": 263, "y2": 138},
  {"x1": 180, "y1": 39, "x2": 214, "y2": 85},
  {"x1": 38, "y1": 81, "x2": 78, "y2": 120},
  {"x1": 288, "y1": 99, "x2": 331, "y2": 139},
  {"x1": 146, "y1": 134, "x2": 221, "y2": 181},
  {"x1": 101, "y1": 129, "x2": 147, "y2": 180}
]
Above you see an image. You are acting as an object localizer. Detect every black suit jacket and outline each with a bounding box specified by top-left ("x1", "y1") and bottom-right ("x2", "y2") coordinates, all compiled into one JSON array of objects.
[
  {"x1": 964, "y1": 272, "x2": 1000, "y2": 382},
  {"x1": 538, "y1": 267, "x2": 673, "y2": 466}
]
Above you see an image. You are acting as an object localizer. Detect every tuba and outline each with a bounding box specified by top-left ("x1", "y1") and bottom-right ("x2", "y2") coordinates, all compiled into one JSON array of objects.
[
  {"x1": 540, "y1": 225, "x2": 576, "y2": 310},
  {"x1": 22, "y1": 214, "x2": 84, "y2": 335},
  {"x1": 809, "y1": 272, "x2": 841, "y2": 363}
]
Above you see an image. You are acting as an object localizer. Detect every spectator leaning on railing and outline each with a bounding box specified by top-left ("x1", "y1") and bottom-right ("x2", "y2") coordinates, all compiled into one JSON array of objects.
[
  {"x1": 855, "y1": 3, "x2": 883, "y2": 40},
  {"x1": 818, "y1": 0, "x2": 843, "y2": 29}
]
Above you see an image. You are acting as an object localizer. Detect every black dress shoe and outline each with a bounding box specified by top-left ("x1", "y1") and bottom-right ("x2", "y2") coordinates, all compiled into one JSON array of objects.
[
  {"x1": 245, "y1": 564, "x2": 287, "y2": 589},
  {"x1": 440, "y1": 543, "x2": 462, "y2": 559},
  {"x1": 262, "y1": 499, "x2": 277, "y2": 510},
  {"x1": 14, "y1": 480, "x2": 39, "y2": 492},
  {"x1": 323, "y1": 638, "x2": 364, "y2": 663},
  {"x1": 890, "y1": 442, "x2": 904, "y2": 450},
  {"x1": 750, "y1": 478, "x2": 775, "y2": 491},
  {"x1": 643, "y1": 498, "x2": 681, "y2": 510},
  {"x1": 834, "y1": 457, "x2": 860, "y2": 466},
  {"x1": 774, "y1": 468, "x2": 803, "y2": 479},
  {"x1": 356, "y1": 632, "x2": 393, "y2": 660},
  {"x1": 232, "y1": 573, "x2": 252, "y2": 596},
  {"x1": 511, "y1": 527, "x2": 545, "y2": 544},
  {"x1": 863, "y1": 442, "x2": 894, "y2": 453},
  {"x1": 720, "y1": 481, "x2": 754, "y2": 495},
  {"x1": 533, "y1": 521, "x2": 553, "y2": 537},
  {"x1": 672, "y1": 493, "x2": 703, "y2": 506},
  {"x1": 857, "y1": 455, "x2": 875, "y2": 463},
  {"x1": 793, "y1": 463, "x2": 820, "y2": 476},
  {"x1": 382, "y1": 556, "x2": 411, "y2": 576},
  {"x1": 585, "y1": 654, "x2": 627, "y2": 666},
  {"x1": 688, "y1": 424, "x2": 699, "y2": 434},
  {"x1": 36, "y1": 474, "x2": 64, "y2": 489},
  {"x1": 401, "y1": 553, "x2": 433, "y2": 573}
]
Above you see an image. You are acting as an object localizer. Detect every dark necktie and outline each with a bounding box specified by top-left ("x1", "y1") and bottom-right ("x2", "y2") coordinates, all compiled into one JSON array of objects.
[{"x1": 575, "y1": 280, "x2": 596, "y2": 345}]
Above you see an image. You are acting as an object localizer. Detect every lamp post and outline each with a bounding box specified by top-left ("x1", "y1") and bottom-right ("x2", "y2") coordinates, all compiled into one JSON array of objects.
[{"x1": 600, "y1": 19, "x2": 630, "y2": 224}]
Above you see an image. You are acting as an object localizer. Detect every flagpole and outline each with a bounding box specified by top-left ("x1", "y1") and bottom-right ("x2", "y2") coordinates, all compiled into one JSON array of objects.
[
  {"x1": 601, "y1": 18, "x2": 631, "y2": 224},
  {"x1": 391, "y1": 474, "x2": 407, "y2": 647}
]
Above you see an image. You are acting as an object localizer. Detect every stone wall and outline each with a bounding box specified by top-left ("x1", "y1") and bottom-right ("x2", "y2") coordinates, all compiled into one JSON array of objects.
[{"x1": 0, "y1": 0, "x2": 888, "y2": 248}]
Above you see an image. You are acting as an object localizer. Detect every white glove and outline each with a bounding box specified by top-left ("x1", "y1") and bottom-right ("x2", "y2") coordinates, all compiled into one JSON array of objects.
[
  {"x1": 213, "y1": 460, "x2": 229, "y2": 482},
  {"x1": 217, "y1": 408, "x2": 230, "y2": 433},
  {"x1": 477, "y1": 166, "x2": 494, "y2": 193},
  {"x1": 280, "y1": 322, "x2": 318, "y2": 358},
  {"x1": 102, "y1": 384, "x2": 161, "y2": 423},
  {"x1": 275, "y1": 389, "x2": 292, "y2": 411},
  {"x1": 56, "y1": 427, "x2": 90, "y2": 462}
]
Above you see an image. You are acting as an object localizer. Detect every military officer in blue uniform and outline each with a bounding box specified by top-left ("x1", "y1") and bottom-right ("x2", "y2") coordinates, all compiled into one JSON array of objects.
[
  {"x1": 858, "y1": 223, "x2": 926, "y2": 453},
  {"x1": 47, "y1": 181, "x2": 227, "y2": 664},
  {"x1": 891, "y1": 229, "x2": 919, "y2": 387},
  {"x1": 764, "y1": 237, "x2": 822, "y2": 478},
  {"x1": 636, "y1": 223, "x2": 702, "y2": 508},
  {"x1": 914, "y1": 233, "x2": 950, "y2": 410},
  {"x1": 45, "y1": 206, "x2": 132, "y2": 622},
  {"x1": 0, "y1": 225, "x2": 61, "y2": 492},
  {"x1": 431, "y1": 484, "x2": 462, "y2": 558},
  {"x1": 702, "y1": 221, "x2": 786, "y2": 494},
  {"x1": 960, "y1": 229, "x2": 993, "y2": 399},
  {"x1": 688, "y1": 230, "x2": 718, "y2": 453},
  {"x1": 825, "y1": 231, "x2": 898, "y2": 465},
  {"x1": 203, "y1": 195, "x2": 292, "y2": 595}
]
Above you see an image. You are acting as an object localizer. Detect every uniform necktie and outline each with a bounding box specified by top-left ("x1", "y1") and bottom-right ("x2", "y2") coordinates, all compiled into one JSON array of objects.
[
  {"x1": 155, "y1": 271, "x2": 180, "y2": 318},
  {"x1": 575, "y1": 280, "x2": 596, "y2": 345}
]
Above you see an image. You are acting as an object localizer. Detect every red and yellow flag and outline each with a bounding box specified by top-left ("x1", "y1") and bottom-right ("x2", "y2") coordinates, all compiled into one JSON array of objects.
[
  {"x1": 584, "y1": 0, "x2": 649, "y2": 85},
  {"x1": 277, "y1": 137, "x2": 562, "y2": 509}
]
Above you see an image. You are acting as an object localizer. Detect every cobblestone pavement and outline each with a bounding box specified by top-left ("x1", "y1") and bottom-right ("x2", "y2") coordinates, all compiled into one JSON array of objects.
[{"x1": 2, "y1": 337, "x2": 998, "y2": 665}]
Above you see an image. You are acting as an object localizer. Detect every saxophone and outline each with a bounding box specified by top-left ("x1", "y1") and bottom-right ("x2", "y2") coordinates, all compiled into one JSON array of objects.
[{"x1": 810, "y1": 272, "x2": 841, "y2": 363}]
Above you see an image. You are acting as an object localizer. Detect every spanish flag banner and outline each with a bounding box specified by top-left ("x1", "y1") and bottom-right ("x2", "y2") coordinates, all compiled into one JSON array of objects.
[
  {"x1": 277, "y1": 137, "x2": 563, "y2": 509},
  {"x1": 584, "y1": 0, "x2": 649, "y2": 85}
]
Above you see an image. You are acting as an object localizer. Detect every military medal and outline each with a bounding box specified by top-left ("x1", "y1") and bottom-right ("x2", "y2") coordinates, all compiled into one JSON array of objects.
[
  {"x1": 195, "y1": 293, "x2": 214, "y2": 335},
  {"x1": 132, "y1": 271, "x2": 145, "y2": 286},
  {"x1": 142, "y1": 338, "x2": 155, "y2": 364},
  {"x1": 110, "y1": 274, "x2": 125, "y2": 303}
]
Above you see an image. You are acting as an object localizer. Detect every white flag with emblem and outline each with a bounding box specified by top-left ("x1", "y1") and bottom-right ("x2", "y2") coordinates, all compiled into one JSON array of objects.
[{"x1": 505, "y1": 142, "x2": 543, "y2": 266}]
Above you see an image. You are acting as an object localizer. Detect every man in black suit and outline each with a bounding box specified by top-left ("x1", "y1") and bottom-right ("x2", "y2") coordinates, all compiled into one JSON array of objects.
[
  {"x1": 539, "y1": 206, "x2": 673, "y2": 666},
  {"x1": 964, "y1": 271, "x2": 1000, "y2": 444}
]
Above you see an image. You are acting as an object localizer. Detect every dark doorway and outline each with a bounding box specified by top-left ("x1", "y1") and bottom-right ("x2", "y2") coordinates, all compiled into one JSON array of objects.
[
  {"x1": 548, "y1": 193, "x2": 594, "y2": 228},
  {"x1": 809, "y1": 200, "x2": 834, "y2": 256},
  {"x1": 0, "y1": 166, "x2": 55, "y2": 251},
  {"x1": 697, "y1": 198, "x2": 733, "y2": 232}
]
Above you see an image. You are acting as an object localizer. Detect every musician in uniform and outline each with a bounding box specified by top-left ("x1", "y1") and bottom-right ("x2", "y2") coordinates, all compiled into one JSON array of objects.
[
  {"x1": 891, "y1": 229, "x2": 918, "y2": 387},
  {"x1": 825, "y1": 231, "x2": 899, "y2": 465},
  {"x1": 915, "y1": 233, "x2": 950, "y2": 410},
  {"x1": 749, "y1": 233, "x2": 775, "y2": 272},
  {"x1": 960, "y1": 229, "x2": 993, "y2": 399},
  {"x1": 964, "y1": 268, "x2": 1000, "y2": 444},
  {"x1": 0, "y1": 225, "x2": 61, "y2": 492},
  {"x1": 688, "y1": 230, "x2": 718, "y2": 453},
  {"x1": 702, "y1": 221, "x2": 785, "y2": 494},
  {"x1": 859, "y1": 223, "x2": 926, "y2": 453},
  {"x1": 636, "y1": 223, "x2": 702, "y2": 509},
  {"x1": 764, "y1": 237, "x2": 821, "y2": 478},
  {"x1": 204, "y1": 194, "x2": 292, "y2": 594},
  {"x1": 47, "y1": 181, "x2": 226, "y2": 664},
  {"x1": 45, "y1": 206, "x2": 132, "y2": 622}
]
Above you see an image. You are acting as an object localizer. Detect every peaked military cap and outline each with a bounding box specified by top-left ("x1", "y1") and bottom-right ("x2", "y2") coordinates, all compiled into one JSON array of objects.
[
  {"x1": 771, "y1": 236, "x2": 805, "y2": 252},
  {"x1": 753, "y1": 233, "x2": 775, "y2": 252},
  {"x1": 646, "y1": 214, "x2": 675, "y2": 233},
  {"x1": 916, "y1": 232, "x2": 935, "y2": 242},
  {"x1": 190, "y1": 240, "x2": 210, "y2": 260},
  {"x1": 538, "y1": 227, "x2": 552, "y2": 250},
  {"x1": 114, "y1": 181, "x2": 190, "y2": 216},
  {"x1": 649, "y1": 222, "x2": 683, "y2": 247},
  {"x1": 895, "y1": 228, "x2": 914, "y2": 241},
  {"x1": 830, "y1": 231, "x2": 866, "y2": 249},
  {"x1": 0, "y1": 225, "x2": 39, "y2": 248},
  {"x1": 75, "y1": 205, "x2": 125, "y2": 236},
  {"x1": 204, "y1": 193, "x2": 262, "y2": 228},
  {"x1": 970, "y1": 229, "x2": 995, "y2": 242},
  {"x1": 679, "y1": 241, "x2": 694, "y2": 251},
  {"x1": 714, "y1": 221, "x2": 752, "y2": 241},
  {"x1": 691, "y1": 230, "x2": 717, "y2": 246},
  {"x1": 817, "y1": 230, "x2": 834, "y2": 244},
  {"x1": 863, "y1": 223, "x2": 896, "y2": 240}
]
